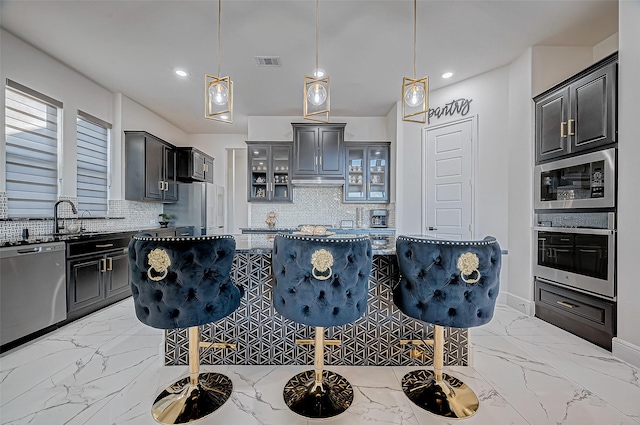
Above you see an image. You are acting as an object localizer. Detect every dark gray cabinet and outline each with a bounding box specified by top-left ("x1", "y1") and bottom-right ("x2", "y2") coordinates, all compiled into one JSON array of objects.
[
  {"x1": 292, "y1": 123, "x2": 345, "y2": 177},
  {"x1": 125, "y1": 131, "x2": 177, "y2": 202},
  {"x1": 177, "y1": 147, "x2": 214, "y2": 183},
  {"x1": 344, "y1": 142, "x2": 390, "y2": 203},
  {"x1": 66, "y1": 233, "x2": 134, "y2": 321},
  {"x1": 246, "y1": 142, "x2": 292, "y2": 202},
  {"x1": 535, "y1": 54, "x2": 617, "y2": 164}
]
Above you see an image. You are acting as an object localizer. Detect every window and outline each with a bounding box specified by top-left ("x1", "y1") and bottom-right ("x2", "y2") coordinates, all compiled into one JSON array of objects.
[
  {"x1": 5, "y1": 80, "x2": 62, "y2": 217},
  {"x1": 76, "y1": 111, "x2": 110, "y2": 216}
]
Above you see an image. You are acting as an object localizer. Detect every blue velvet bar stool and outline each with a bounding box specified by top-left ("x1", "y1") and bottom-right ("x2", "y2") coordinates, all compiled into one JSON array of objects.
[
  {"x1": 272, "y1": 233, "x2": 373, "y2": 419},
  {"x1": 128, "y1": 234, "x2": 243, "y2": 425},
  {"x1": 393, "y1": 235, "x2": 501, "y2": 419}
]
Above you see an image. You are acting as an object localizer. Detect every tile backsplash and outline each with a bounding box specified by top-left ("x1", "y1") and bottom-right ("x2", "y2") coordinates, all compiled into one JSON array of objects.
[
  {"x1": 0, "y1": 191, "x2": 163, "y2": 242},
  {"x1": 250, "y1": 187, "x2": 395, "y2": 229}
]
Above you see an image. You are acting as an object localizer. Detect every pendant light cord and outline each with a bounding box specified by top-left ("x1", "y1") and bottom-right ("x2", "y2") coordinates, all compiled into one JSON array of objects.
[
  {"x1": 413, "y1": 0, "x2": 417, "y2": 79},
  {"x1": 217, "y1": 0, "x2": 221, "y2": 77},
  {"x1": 315, "y1": 0, "x2": 319, "y2": 72}
]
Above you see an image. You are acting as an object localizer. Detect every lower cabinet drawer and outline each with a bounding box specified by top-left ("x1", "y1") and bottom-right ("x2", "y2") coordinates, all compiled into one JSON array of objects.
[{"x1": 535, "y1": 279, "x2": 615, "y2": 350}]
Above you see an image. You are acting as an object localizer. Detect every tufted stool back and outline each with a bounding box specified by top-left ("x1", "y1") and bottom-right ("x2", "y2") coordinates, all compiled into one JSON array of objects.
[
  {"x1": 272, "y1": 234, "x2": 373, "y2": 328},
  {"x1": 394, "y1": 236, "x2": 501, "y2": 329},
  {"x1": 128, "y1": 234, "x2": 243, "y2": 330}
]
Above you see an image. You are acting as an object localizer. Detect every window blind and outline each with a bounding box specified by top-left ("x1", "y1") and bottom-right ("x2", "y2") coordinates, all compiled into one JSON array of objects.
[
  {"x1": 5, "y1": 82, "x2": 60, "y2": 217},
  {"x1": 76, "y1": 112, "x2": 110, "y2": 216}
]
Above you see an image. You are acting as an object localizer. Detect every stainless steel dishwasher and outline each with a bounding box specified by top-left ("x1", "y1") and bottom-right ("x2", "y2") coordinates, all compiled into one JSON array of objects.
[{"x1": 0, "y1": 241, "x2": 67, "y2": 347}]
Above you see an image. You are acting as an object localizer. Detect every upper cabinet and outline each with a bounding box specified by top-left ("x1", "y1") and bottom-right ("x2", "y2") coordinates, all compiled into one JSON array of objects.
[
  {"x1": 177, "y1": 147, "x2": 214, "y2": 183},
  {"x1": 125, "y1": 131, "x2": 177, "y2": 203},
  {"x1": 292, "y1": 123, "x2": 345, "y2": 177},
  {"x1": 535, "y1": 54, "x2": 617, "y2": 164},
  {"x1": 246, "y1": 142, "x2": 292, "y2": 202},
  {"x1": 344, "y1": 142, "x2": 390, "y2": 203}
]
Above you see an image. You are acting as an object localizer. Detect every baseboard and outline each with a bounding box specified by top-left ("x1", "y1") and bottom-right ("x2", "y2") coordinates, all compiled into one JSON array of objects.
[
  {"x1": 504, "y1": 292, "x2": 534, "y2": 316},
  {"x1": 612, "y1": 337, "x2": 640, "y2": 368}
]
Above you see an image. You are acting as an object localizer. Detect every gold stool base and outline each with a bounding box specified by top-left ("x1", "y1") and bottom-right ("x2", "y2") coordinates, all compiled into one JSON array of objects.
[
  {"x1": 401, "y1": 370, "x2": 479, "y2": 418},
  {"x1": 283, "y1": 370, "x2": 354, "y2": 419},
  {"x1": 151, "y1": 372, "x2": 233, "y2": 424}
]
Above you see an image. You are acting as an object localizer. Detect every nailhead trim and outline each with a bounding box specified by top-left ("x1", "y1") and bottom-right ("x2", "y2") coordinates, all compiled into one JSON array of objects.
[
  {"x1": 277, "y1": 233, "x2": 369, "y2": 243},
  {"x1": 397, "y1": 235, "x2": 497, "y2": 246},
  {"x1": 133, "y1": 234, "x2": 235, "y2": 242}
]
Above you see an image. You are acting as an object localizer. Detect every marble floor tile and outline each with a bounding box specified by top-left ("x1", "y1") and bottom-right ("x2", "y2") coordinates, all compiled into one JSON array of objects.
[
  {"x1": 2, "y1": 299, "x2": 639, "y2": 425},
  {"x1": 472, "y1": 334, "x2": 636, "y2": 424}
]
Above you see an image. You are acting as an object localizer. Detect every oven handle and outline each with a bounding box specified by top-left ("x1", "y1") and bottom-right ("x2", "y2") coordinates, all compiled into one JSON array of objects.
[{"x1": 534, "y1": 226, "x2": 615, "y2": 235}]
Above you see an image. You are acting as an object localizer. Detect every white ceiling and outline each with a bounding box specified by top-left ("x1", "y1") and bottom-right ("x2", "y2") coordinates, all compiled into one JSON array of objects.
[{"x1": 0, "y1": 0, "x2": 618, "y2": 135}]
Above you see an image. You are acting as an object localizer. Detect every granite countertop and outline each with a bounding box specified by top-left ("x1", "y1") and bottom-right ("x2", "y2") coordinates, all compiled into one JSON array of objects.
[
  {"x1": 241, "y1": 227, "x2": 395, "y2": 235},
  {"x1": 234, "y1": 234, "x2": 396, "y2": 255}
]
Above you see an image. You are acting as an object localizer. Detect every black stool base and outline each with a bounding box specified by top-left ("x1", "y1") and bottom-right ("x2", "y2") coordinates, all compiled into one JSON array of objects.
[
  {"x1": 152, "y1": 372, "x2": 233, "y2": 424},
  {"x1": 283, "y1": 370, "x2": 354, "y2": 419},
  {"x1": 401, "y1": 369, "x2": 479, "y2": 418}
]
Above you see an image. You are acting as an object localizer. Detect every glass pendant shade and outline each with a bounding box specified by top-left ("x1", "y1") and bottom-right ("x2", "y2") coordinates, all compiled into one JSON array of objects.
[
  {"x1": 307, "y1": 83, "x2": 327, "y2": 106},
  {"x1": 404, "y1": 84, "x2": 425, "y2": 107},
  {"x1": 402, "y1": 76, "x2": 429, "y2": 123},
  {"x1": 209, "y1": 82, "x2": 229, "y2": 106},
  {"x1": 204, "y1": 74, "x2": 233, "y2": 123},
  {"x1": 303, "y1": 75, "x2": 330, "y2": 122}
]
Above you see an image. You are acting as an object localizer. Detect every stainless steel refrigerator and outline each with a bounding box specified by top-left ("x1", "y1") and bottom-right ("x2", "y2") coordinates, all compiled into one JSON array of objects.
[{"x1": 164, "y1": 182, "x2": 225, "y2": 235}]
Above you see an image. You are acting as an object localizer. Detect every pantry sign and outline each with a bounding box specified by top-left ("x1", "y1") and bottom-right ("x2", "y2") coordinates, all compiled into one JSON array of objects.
[{"x1": 428, "y1": 98, "x2": 473, "y2": 124}]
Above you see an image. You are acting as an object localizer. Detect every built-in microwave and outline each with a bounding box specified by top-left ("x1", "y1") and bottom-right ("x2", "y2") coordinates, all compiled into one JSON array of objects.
[{"x1": 534, "y1": 148, "x2": 615, "y2": 210}]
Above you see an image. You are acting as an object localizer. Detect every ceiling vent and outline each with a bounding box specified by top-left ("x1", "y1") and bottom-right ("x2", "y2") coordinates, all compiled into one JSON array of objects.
[{"x1": 255, "y1": 56, "x2": 281, "y2": 67}]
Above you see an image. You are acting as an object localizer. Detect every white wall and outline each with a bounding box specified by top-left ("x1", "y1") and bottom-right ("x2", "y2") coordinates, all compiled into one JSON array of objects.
[
  {"x1": 396, "y1": 66, "x2": 510, "y2": 244},
  {"x1": 507, "y1": 48, "x2": 534, "y2": 313},
  {"x1": 531, "y1": 46, "x2": 593, "y2": 97},
  {"x1": 247, "y1": 116, "x2": 388, "y2": 141},
  {"x1": 593, "y1": 32, "x2": 619, "y2": 63},
  {"x1": 187, "y1": 133, "x2": 248, "y2": 186},
  {"x1": 614, "y1": 0, "x2": 640, "y2": 367},
  {"x1": 1, "y1": 29, "x2": 114, "y2": 196}
]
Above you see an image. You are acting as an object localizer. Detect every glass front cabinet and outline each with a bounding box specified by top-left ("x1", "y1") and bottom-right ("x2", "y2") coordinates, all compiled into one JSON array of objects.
[
  {"x1": 344, "y1": 142, "x2": 390, "y2": 203},
  {"x1": 247, "y1": 142, "x2": 292, "y2": 202}
]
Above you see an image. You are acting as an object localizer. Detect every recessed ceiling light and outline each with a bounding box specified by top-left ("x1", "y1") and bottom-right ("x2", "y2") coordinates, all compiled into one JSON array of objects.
[
  {"x1": 442, "y1": 72, "x2": 454, "y2": 79},
  {"x1": 254, "y1": 150, "x2": 259, "y2": 155},
  {"x1": 175, "y1": 69, "x2": 188, "y2": 77}
]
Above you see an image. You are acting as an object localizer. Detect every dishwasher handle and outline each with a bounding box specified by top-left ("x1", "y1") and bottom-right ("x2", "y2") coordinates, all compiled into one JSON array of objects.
[{"x1": 17, "y1": 247, "x2": 42, "y2": 254}]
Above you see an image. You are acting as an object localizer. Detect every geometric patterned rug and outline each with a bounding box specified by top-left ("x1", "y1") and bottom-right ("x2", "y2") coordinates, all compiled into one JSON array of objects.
[{"x1": 164, "y1": 254, "x2": 469, "y2": 366}]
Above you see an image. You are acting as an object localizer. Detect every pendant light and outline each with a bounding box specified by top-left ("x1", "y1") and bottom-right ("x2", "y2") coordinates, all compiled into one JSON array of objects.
[
  {"x1": 205, "y1": 0, "x2": 233, "y2": 123},
  {"x1": 402, "y1": 0, "x2": 429, "y2": 123},
  {"x1": 303, "y1": 0, "x2": 330, "y2": 122}
]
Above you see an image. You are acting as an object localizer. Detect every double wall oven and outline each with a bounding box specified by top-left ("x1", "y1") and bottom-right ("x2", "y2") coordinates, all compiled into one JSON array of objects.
[{"x1": 533, "y1": 148, "x2": 617, "y2": 350}]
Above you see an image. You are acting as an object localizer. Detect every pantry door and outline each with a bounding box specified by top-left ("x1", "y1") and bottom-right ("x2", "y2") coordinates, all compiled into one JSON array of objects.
[{"x1": 423, "y1": 117, "x2": 475, "y2": 240}]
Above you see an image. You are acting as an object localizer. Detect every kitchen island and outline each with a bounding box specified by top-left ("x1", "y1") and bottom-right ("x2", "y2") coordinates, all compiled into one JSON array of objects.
[{"x1": 163, "y1": 234, "x2": 470, "y2": 367}]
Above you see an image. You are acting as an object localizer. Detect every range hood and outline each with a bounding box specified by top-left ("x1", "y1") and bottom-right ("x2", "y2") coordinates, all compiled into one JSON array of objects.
[{"x1": 291, "y1": 177, "x2": 345, "y2": 187}]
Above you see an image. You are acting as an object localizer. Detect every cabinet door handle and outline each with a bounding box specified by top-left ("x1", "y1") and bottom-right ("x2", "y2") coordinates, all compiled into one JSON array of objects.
[
  {"x1": 159, "y1": 180, "x2": 164, "y2": 191},
  {"x1": 557, "y1": 300, "x2": 577, "y2": 309},
  {"x1": 95, "y1": 243, "x2": 114, "y2": 248},
  {"x1": 560, "y1": 121, "x2": 567, "y2": 138},
  {"x1": 204, "y1": 164, "x2": 208, "y2": 172},
  {"x1": 164, "y1": 181, "x2": 169, "y2": 191},
  {"x1": 428, "y1": 227, "x2": 438, "y2": 231},
  {"x1": 319, "y1": 156, "x2": 322, "y2": 166},
  {"x1": 100, "y1": 258, "x2": 107, "y2": 273},
  {"x1": 107, "y1": 257, "x2": 113, "y2": 271},
  {"x1": 315, "y1": 156, "x2": 318, "y2": 166},
  {"x1": 567, "y1": 119, "x2": 575, "y2": 136}
]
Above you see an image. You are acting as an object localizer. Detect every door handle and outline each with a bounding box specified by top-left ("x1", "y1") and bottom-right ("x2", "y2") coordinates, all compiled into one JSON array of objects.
[
  {"x1": 107, "y1": 257, "x2": 113, "y2": 271},
  {"x1": 567, "y1": 119, "x2": 575, "y2": 136},
  {"x1": 428, "y1": 227, "x2": 438, "y2": 231},
  {"x1": 560, "y1": 121, "x2": 567, "y2": 138},
  {"x1": 100, "y1": 258, "x2": 107, "y2": 273}
]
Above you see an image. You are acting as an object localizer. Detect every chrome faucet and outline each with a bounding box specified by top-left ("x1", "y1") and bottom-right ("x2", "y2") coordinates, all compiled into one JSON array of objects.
[{"x1": 53, "y1": 200, "x2": 78, "y2": 235}]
